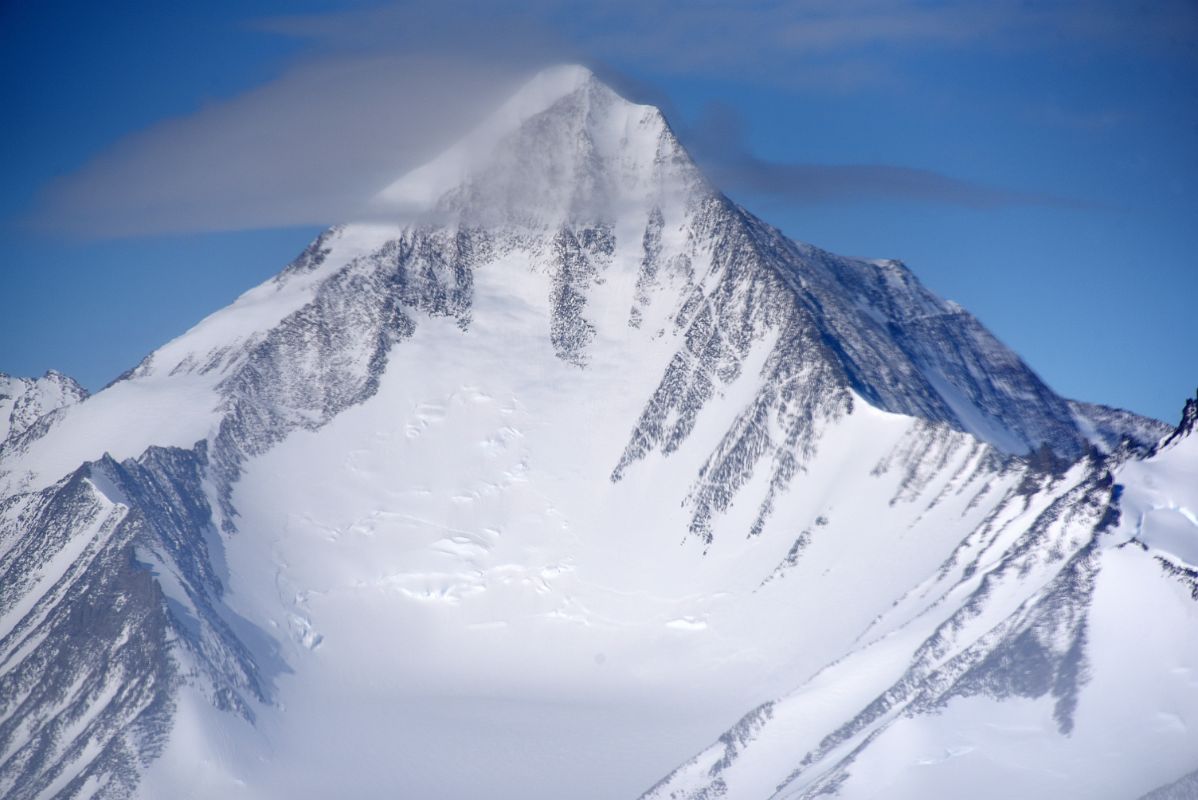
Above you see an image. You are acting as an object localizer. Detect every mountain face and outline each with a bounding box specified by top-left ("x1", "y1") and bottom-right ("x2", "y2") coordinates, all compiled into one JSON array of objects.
[{"x1": 0, "y1": 66, "x2": 1191, "y2": 800}]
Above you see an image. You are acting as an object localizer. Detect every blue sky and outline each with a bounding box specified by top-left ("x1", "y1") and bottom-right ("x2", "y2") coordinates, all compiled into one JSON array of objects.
[{"x1": 1, "y1": 0, "x2": 1195, "y2": 422}]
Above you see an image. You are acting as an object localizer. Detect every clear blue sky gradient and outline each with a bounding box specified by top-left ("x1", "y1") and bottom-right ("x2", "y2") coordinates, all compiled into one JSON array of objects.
[{"x1": 1, "y1": 1, "x2": 1194, "y2": 422}]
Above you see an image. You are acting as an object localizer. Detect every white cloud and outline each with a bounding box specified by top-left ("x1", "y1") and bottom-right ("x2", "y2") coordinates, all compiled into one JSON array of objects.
[{"x1": 36, "y1": 55, "x2": 532, "y2": 235}]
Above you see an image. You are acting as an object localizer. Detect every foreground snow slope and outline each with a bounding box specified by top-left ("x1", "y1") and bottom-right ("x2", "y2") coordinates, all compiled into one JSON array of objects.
[
  {"x1": 645, "y1": 401, "x2": 1198, "y2": 800},
  {"x1": 0, "y1": 65, "x2": 1188, "y2": 799}
]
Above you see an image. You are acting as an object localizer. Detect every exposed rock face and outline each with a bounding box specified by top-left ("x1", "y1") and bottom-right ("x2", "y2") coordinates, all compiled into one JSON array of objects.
[{"x1": 1158, "y1": 388, "x2": 1198, "y2": 451}]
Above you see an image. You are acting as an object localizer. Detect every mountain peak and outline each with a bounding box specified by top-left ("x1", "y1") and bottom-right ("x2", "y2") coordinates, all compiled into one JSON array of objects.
[{"x1": 373, "y1": 64, "x2": 702, "y2": 226}]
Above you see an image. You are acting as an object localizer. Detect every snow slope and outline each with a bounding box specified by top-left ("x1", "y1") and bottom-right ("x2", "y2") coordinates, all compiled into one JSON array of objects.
[
  {"x1": 645, "y1": 403, "x2": 1198, "y2": 800},
  {"x1": 0, "y1": 65, "x2": 1189, "y2": 800}
]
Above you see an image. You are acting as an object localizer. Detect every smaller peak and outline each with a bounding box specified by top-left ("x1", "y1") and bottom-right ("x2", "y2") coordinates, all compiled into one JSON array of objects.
[
  {"x1": 1, "y1": 368, "x2": 80, "y2": 387},
  {"x1": 40, "y1": 369, "x2": 87, "y2": 395}
]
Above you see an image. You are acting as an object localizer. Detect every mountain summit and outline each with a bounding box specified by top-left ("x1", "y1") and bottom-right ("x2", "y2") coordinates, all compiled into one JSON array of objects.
[
  {"x1": 374, "y1": 65, "x2": 701, "y2": 225},
  {"x1": 0, "y1": 67, "x2": 1191, "y2": 800}
]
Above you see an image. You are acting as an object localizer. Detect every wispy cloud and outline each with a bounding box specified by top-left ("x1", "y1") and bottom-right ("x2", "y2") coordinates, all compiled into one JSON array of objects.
[
  {"x1": 35, "y1": 55, "x2": 533, "y2": 236},
  {"x1": 710, "y1": 159, "x2": 1092, "y2": 209},
  {"x1": 682, "y1": 102, "x2": 1093, "y2": 209}
]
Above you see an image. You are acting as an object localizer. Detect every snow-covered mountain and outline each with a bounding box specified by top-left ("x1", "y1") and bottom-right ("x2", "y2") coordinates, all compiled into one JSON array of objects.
[{"x1": 0, "y1": 66, "x2": 1191, "y2": 800}]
